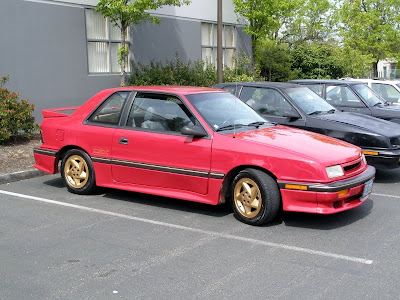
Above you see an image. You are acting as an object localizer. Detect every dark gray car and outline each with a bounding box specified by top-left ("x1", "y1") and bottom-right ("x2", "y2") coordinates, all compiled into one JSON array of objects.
[
  {"x1": 213, "y1": 81, "x2": 400, "y2": 169},
  {"x1": 290, "y1": 79, "x2": 400, "y2": 124}
]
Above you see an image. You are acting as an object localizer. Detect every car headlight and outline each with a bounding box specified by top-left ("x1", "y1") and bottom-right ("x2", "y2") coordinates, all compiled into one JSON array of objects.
[
  {"x1": 326, "y1": 165, "x2": 344, "y2": 178},
  {"x1": 361, "y1": 153, "x2": 367, "y2": 164}
]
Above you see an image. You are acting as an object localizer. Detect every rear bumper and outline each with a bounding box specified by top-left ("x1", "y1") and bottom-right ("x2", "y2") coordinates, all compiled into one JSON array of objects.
[
  {"x1": 278, "y1": 166, "x2": 375, "y2": 214},
  {"x1": 33, "y1": 147, "x2": 58, "y2": 174},
  {"x1": 363, "y1": 148, "x2": 400, "y2": 169}
]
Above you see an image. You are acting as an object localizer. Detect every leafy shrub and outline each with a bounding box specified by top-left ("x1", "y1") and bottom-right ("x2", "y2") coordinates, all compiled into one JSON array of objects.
[
  {"x1": 128, "y1": 53, "x2": 262, "y2": 86},
  {"x1": 128, "y1": 55, "x2": 217, "y2": 87},
  {"x1": 0, "y1": 75, "x2": 37, "y2": 144}
]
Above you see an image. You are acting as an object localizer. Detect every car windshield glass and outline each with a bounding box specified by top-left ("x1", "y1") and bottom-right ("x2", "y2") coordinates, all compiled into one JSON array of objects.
[
  {"x1": 285, "y1": 87, "x2": 335, "y2": 115},
  {"x1": 185, "y1": 92, "x2": 269, "y2": 132},
  {"x1": 352, "y1": 84, "x2": 383, "y2": 106}
]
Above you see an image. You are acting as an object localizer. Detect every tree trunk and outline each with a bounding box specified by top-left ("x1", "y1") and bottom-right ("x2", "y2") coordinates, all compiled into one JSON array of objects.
[
  {"x1": 372, "y1": 61, "x2": 378, "y2": 78},
  {"x1": 120, "y1": 25, "x2": 127, "y2": 87}
]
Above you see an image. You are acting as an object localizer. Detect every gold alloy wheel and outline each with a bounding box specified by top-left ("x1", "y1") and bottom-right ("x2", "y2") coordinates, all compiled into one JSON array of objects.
[
  {"x1": 64, "y1": 155, "x2": 89, "y2": 189},
  {"x1": 234, "y1": 178, "x2": 262, "y2": 219}
]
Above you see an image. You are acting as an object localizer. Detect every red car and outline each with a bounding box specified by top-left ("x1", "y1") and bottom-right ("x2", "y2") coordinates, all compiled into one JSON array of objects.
[{"x1": 34, "y1": 86, "x2": 375, "y2": 225}]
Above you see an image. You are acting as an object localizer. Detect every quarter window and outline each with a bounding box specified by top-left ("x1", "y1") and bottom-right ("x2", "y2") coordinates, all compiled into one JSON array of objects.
[
  {"x1": 89, "y1": 92, "x2": 130, "y2": 125},
  {"x1": 201, "y1": 23, "x2": 236, "y2": 68},
  {"x1": 85, "y1": 9, "x2": 131, "y2": 74},
  {"x1": 127, "y1": 94, "x2": 195, "y2": 133}
]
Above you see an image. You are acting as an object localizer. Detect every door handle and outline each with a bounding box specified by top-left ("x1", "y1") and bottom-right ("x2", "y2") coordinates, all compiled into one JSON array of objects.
[{"x1": 119, "y1": 137, "x2": 129, "y2": 145}]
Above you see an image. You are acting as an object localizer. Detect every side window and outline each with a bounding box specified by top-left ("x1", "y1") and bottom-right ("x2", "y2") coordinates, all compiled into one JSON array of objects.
[
  {"x1": 305, "y1": 84, "x2": 323, "y2": 96},
  {"x1": 89, "y1": 91, "x2": 130, "y2": 125},
  {"x1": 326, "y1": 85, "x2": 364, "y2": 107},
  {"x1": 127, "y1": 93, "x2": 195, "y2": 133},
  {"x1": 240, "y1": 87, "x2": 296, "y2": 116},
  {"x1": 222, "y1": 86, "x2": 236, "y2": 95}
]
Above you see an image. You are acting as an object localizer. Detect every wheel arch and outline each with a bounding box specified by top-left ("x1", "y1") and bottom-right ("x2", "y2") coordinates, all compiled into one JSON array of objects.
[
  {"x1": 55, "y1": 145, "x2": 91, "y2": 172},
  {"x1": 220, "y1": 165, "x2": 278, "y2": 203}
]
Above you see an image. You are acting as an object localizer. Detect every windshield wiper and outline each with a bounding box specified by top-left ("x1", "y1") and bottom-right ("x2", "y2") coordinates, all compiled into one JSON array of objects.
[
  {"x1": 326, "y1": 109, "x2": 336, "y2": 113},
  {"x1": 373, "y1": 102, "x2": 384, "y2": 107},
  {"x1": 216, "y1": 124, "x2": 243, "y2": 132},
  {"x1": 308, "y1": 111, "x2": 322, "y2": 115},
  {"x1": 246, "y1": 121, "x2": 267, "y2": 128}
]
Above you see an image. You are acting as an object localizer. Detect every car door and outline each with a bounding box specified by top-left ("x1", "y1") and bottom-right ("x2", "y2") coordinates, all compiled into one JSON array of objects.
[
  {"x1": 238, "y1": 86, "x2": 306, "y2": 128},
  {"x1": 111, "y1": 92, "x2": 212, "y2": 195},
  {"x1": 325, "y1": 84, "x2": 372, "y2": 115}
]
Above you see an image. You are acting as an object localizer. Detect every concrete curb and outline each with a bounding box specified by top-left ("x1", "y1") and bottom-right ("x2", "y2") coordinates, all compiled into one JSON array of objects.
[{"x1": 0, "y1": 168, "x2": 47, "y2": 185}]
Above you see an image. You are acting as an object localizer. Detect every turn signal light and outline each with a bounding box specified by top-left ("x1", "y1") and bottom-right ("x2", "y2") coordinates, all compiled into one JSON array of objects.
[
  {"x1": 338, "y1": 189, "x2": 349, "y2": 197},
  {"x1": 285, "y1": 184, "x2": 308, "y2": 190},
  {"x1": 363, "y1": 151, "x2": 379, "y2": 156}
]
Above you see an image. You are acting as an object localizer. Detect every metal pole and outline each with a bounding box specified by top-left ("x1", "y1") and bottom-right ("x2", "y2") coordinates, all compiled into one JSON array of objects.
[{"x1": 217, "y1": 0, "x2": 223, "y2": 83}]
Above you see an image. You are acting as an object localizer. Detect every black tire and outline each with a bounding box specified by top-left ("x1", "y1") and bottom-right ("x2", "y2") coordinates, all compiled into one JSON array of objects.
[
  {"x1": 231, "y1": 168, "x2": 280, "y2": 225},
  {"x1": 61, "y1": 149, "x2": 96, "y2": 195}
]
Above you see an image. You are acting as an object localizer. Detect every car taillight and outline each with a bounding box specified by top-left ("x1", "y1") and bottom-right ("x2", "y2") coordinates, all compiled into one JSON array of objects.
[{"x1": 40, "y1": 129, "x2": 44, "y2": 143}]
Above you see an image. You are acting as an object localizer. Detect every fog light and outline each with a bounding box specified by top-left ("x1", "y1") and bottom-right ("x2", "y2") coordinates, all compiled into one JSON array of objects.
[{"x1": 338, "y1": 189, "x2": 349, "y2": 197}]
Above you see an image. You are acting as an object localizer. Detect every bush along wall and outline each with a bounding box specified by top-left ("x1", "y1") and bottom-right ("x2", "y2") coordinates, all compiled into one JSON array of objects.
[
  {"x1": 128, "y1": 54, "x2": 262, "y2": 87},
  {"x1": 0, "y1": 75, "x2": 37, "y2": 144}
]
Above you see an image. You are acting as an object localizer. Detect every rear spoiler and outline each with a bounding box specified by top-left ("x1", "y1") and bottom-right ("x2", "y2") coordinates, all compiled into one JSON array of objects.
[{"x1": 42, "y1": 107, "x2": 79, "y2": 118}]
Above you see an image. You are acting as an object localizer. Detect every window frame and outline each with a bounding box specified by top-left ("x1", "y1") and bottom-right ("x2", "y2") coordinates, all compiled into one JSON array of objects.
[
  {"x1": 85, "y1": 9, "x2": 131, "y2": 75},
  {"x1": 201, "y1": 23, "x2": 237, "y2": 68}
]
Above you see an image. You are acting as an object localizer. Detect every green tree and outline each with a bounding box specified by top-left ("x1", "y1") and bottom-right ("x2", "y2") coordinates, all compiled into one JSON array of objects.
[
  {"x1": 232, "y1": 0, "x2": 303, "y2": 57},
  {"x1": 291, "y1": 42, "x2": 346, "y2": 79},
  {"x1": 255, "y1": 39, "x2": 293, "y2": 81},
  {"x1": 337, "y1": 0, "x2": 400, "y2": 77},
  {"x1": 280, "y1": 0, "x2": 333, "y2": 45},
  {"x1": 96, "y1": 0, "x2": 190, "y2": 87}
]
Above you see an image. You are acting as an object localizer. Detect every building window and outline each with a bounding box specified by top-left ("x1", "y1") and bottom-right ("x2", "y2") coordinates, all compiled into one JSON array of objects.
[
  {"x1": 85, "y1": 9, "x2": 131, "y2": 74},
  {"x1": 201, "y1": 23, "x2": 236, "y2": 68}
]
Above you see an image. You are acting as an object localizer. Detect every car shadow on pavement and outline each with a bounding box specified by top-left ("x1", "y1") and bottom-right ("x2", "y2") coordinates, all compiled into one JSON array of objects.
[
  {"x1": 374, "y1": 168, "x2": 400, "y2": 184},
  {"x1": 282, "y1": 199, "x2": 373, "y2": 230},
  {"x1": 101, "y1": 188, "x2": 232, "y2": 218},
  {"x1": 42, "y1": 177, "x2": 372, "y2": 228}
]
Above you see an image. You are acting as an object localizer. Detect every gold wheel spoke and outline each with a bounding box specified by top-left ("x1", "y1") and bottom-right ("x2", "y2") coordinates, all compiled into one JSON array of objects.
[
  {"x1": 71, "y1": 159, "x2": 80, "y2": 169},
  {"x1": 242, "y1": 182, "x2": 252, "y2": 195},
  {"x1": 78, "y1": 171, "x2": 87, "y2": 180}
]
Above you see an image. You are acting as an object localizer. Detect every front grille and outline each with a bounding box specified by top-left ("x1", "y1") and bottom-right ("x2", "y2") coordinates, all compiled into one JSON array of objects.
[{"x1": 344, "y1": 161, "x2": 361, "y2": 172}]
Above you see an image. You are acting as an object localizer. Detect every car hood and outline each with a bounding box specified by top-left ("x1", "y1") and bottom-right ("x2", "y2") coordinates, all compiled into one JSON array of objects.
[
  {"x1": 233, "y1": 125, "x2": 361, "y2": 165},
  {"x1": 314, "y1": 112, "x2": 400, "y2": 137}
]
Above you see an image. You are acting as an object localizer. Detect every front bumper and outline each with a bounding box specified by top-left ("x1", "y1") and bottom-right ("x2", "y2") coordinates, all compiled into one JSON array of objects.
[
  {"x1": 278, "y1": 166, "x2": 375, "y2": 214},
  {"x1": 363, "y1": 148, "x2": 400, "y2": 169}
]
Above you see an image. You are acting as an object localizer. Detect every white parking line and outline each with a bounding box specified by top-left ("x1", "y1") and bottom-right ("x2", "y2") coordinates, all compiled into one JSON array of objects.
[
  {"x1": 372, "y1": 192, "x2": 400, "y2": 199},
  {"x1": 0, "y1": 189, "x2": 374, "y2": 265}
]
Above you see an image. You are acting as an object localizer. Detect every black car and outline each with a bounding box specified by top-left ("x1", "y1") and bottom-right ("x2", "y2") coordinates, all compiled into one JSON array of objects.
[
  {"x1": 290, "y1": 79, "x2": 400, "y2": 124},
  {"x1": 213, "y1": 81, "x2": 400, "y2": 169}
]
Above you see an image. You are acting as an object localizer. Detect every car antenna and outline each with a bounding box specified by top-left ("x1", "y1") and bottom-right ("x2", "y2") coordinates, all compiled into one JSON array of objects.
[{"x1": 233, "y1": 81, "x2": 238, "y2": 138}]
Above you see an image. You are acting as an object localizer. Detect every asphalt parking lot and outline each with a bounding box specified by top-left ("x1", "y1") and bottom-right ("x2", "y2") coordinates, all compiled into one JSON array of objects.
[{"x1": 1, "y1": 169, "x2": 400, "y2": 299}]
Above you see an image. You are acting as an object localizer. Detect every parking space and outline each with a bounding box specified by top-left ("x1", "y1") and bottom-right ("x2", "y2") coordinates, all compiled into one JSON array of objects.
[{"x1": 1, "y1": 171, "x2": 400, "y2": 299}]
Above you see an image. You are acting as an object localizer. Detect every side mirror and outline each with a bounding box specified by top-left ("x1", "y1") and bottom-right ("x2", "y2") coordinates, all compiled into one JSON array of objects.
[
  {"x1": 283, "y1": 110, "x2": 301, "y2": 120},
  {"x1": 181, "y1": 125, "x2": 207, "y2": 137}
]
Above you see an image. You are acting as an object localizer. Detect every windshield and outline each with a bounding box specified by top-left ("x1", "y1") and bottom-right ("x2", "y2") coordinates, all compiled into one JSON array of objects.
[
  {"x1": 285, "y1": 87, "x2": 335, "y2": 115},
  {"x1": 185, "y1": 92, "x2": 269, "y2": 132},
  {"x1": 352, "y1": 84, "x2": 384, "y2": 106}
]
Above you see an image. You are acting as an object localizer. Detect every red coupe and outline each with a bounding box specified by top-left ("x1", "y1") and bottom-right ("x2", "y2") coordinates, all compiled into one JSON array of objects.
[{"x1": 34, "y1": 87, "x2": 375, "y2": 225}]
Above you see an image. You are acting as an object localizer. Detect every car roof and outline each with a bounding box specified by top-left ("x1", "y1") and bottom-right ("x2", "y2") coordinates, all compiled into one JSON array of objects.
[
  {"x1": 349, "y1": 78, "x2": 400, "y2": 84},
  {"x1": 218, "y1": 81, "x2": 301, "y2": 89},
  {"x1": 104, "y1": 86, "x2": 225, "y2": 95},
  {"x1": 290, "y1": 79, "x2": 361, "y2": 85}
]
